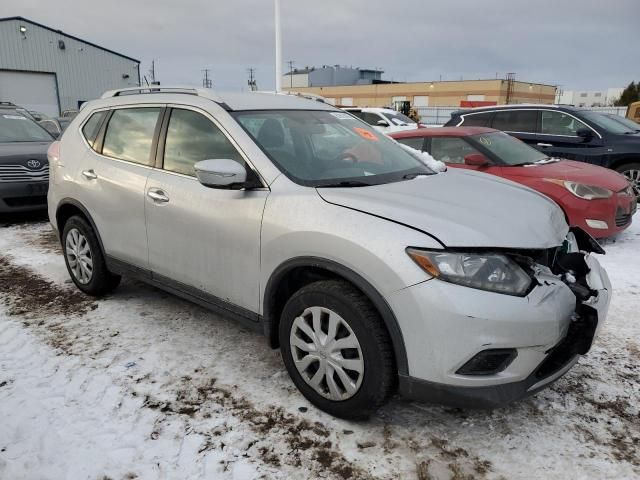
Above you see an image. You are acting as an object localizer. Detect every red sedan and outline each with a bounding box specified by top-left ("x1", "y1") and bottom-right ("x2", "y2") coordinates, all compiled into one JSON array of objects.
[{"x1": 390, "y1": 127, "x2": 637, "y2": 238}]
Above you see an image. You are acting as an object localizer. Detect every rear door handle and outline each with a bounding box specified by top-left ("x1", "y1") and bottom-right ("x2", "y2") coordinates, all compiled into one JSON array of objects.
[
  {"x1": 537, "y1": 143, "x2": 553, "y2": 148},
  {"x1": 82, "y1": 169, "x2": 97, "y2": 180},
  {"x1": 147, "y1": 188, "x2": 169, "y2": 203}
]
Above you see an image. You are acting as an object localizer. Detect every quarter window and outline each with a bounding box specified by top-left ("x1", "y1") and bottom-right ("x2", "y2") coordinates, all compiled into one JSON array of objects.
[
  {"x1": 102, "y1": 108, "x2": 161, "y2": 165},
  {"x1": 81, "y1": 111, "x2": 107, "y2": 148},
  {"x1": 163, "y1": 109, "x2": 245, "y2": 176},
  {"x1": 460, "y1": 113, "x2": 492, "y2": 127},
  {"x1": 540, "y1": 111, "x2": 588, "y2": 136},
  {"x1": 491, "y1": 110, "x2": 537, "y2": 133},
  {"x1": 429, "y1": 137, "x2": 481, "y2": 164}
]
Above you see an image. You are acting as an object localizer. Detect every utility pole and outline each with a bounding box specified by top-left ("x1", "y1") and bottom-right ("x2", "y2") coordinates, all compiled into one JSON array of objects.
[
  {"x1": 202, "y1": 69, "x2": 212, "y2": 88},
  {"x1": 287, "y1": 60, "x2": 295, "y2": 88},
  {"x1": 148, "y1": 59, "x2": 157, "y2": 85},
  {"x1": 247, "y1": 68, "x2": 258, "y2": 91},
  {"x1": 274, "y1": 0, "x2": 282, "y2": 92}
]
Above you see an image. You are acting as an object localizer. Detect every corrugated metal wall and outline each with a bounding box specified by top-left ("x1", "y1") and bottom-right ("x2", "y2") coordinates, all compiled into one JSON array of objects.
[{"x1": 0, "y1": 18, "x2": 139, "y2": 114}]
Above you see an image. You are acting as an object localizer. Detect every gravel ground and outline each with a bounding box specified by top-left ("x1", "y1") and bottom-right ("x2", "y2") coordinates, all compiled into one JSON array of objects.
[{"x1": 0, "y1": 216, "x2": 638, "y2": 480}]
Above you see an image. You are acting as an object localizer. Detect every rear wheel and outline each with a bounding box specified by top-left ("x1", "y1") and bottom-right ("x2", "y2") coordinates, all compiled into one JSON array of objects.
[
  {"x1": 279, "y1": 279, "x2": 395, "y2": 419},
  {"x1": 616, "y1": 162, "x2": 640, "y2": 199},
  {"x1": 62, "y1": 216, "x2": 120, "y2": 296}
]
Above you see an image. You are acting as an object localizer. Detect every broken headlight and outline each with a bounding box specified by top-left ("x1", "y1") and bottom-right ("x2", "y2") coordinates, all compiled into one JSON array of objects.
[{"x1": 406, "y1": 249, "x2": 532, "y2": 296}]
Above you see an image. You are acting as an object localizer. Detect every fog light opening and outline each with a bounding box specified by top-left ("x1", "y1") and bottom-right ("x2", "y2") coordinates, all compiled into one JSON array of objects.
[
  {"x1": 456, "y1": 348, "x2": 518, "y2": 376},
  {"x1": 585, "y1": 219, "x2": 609, "y2": 229}
]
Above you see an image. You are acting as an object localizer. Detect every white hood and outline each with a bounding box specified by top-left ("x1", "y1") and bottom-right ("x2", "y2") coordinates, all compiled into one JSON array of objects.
[{"x1": 317, "y1": 169, "x2": 568, "y2": 249}]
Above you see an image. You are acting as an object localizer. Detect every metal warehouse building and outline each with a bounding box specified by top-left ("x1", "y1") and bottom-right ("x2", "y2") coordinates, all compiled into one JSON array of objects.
[{"x1": 0, "y1": 16, "x2": 140, "y2": 116}]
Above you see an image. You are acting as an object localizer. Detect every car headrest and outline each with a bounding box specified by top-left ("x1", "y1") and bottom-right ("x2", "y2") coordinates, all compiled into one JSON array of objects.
[{"x1": 257, "y1": 118, "x2": 285, "y2": 148}]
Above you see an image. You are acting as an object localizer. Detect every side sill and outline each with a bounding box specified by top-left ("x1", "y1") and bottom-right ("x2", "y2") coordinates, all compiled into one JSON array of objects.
[{"x1": 106, "y1": 255, "x2": 263, "y2": 334}]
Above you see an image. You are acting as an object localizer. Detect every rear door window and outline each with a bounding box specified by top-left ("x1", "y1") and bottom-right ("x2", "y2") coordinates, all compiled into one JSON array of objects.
[
  {"x1": 163, "y1": 108, "x2": 245, "y2": 176},
  {"x1": 102, "y1": 108, "x2": 161, "y2": 165},
  {"x1": 492, "y1": 110, "x2": 537, "y2": 133},
  {"x1": 81, "y1": 111, "x2": 107, "y2": 148},
  {"x1": 395, "y1": 137, "x2": 425, "y2": 151},
  {"x1": 362, "y1": 112, "x2": 383, "y2": 126}
]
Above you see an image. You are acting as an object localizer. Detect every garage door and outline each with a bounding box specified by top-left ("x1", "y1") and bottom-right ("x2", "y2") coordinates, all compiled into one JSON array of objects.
[{"x1": 0, "y1": 71, "x2": 59, "y2": 117}]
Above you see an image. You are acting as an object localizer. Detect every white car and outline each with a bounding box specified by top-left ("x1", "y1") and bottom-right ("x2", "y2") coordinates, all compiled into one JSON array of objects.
[{"x1": 343, "y1": 107, "x2": 419, "y2": 134}]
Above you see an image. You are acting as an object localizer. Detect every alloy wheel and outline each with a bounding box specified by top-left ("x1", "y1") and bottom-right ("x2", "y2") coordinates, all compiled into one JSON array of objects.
[
  {"x1": 289, "y1": 306, "x2": 364, "y2": 401},
  {"x1": 65, "y1": 228, "x2": 93, "y2": 284},
  {"x1": 623, "y1": 169, "x2": 640, "y2": 199}
]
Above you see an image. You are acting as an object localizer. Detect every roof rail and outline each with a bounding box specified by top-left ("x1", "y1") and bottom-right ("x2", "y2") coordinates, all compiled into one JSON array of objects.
[{"x1": 100, "y1": 86, "x2": 224, "y2": 103}]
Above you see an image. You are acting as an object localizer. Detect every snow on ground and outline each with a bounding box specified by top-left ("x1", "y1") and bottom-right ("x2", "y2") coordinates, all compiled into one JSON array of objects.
[{"x1": 0, "y1": 215, "x2": 638, "y2": 480}]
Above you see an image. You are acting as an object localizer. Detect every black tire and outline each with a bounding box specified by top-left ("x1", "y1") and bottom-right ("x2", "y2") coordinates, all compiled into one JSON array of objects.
[
  {"x1": 61, "y1": 215, "x2": 120, "y2": 296},
  {"x1": 615, "y1": 162, "x2": 640, "y2": 199},
  {"x1": 279, "y1": 279, "x2": 395, "y2": 419}
]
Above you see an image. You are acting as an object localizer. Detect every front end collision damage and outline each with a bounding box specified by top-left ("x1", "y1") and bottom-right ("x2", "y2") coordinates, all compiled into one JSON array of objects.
[{"x1": 397, "y1": 227, "x2": 611, "y2": 408}]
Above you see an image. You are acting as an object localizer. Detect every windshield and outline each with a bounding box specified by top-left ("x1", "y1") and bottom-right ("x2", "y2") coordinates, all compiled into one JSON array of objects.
[
  {"x1": 579, "y1": 110, "x2": 635, "y2": 134},
  {"x1": 604, "y1": 114, "x2": 640, "y2": 132},
  {"x1": 469, "y1": 131, "x2": 547, "y2": 166},
  {"x1": 0, "y1": 113, "x2": 53, "y2": 142},
  {"x1": 233, "y1": 110, "x2": 432, "y2": 186},
  {"x1": 382, "y1": 111, "x2": 416, "y2": 126}
]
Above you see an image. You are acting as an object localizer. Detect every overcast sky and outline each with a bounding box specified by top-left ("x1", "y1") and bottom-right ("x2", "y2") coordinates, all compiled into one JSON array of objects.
[{"x1": 2, "y1": 0, "x2": 638, "y2": 92}]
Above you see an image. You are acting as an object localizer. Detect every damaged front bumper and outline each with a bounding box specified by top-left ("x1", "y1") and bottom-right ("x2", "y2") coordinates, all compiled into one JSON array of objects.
[{"x1": 395, "y1": 227, "x2": 611, "y2": 408}]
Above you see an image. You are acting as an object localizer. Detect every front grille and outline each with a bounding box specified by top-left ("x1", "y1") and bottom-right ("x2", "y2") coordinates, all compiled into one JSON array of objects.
[
  {"x1": 0, "y1": 164, "x2": 49, "y2": 183},
  {"x1": 534, "y1": 304, "x2": 597, "y2": 380},
  {"x1": 615, "y1": 207, "x2": 632, "y2": 227}
]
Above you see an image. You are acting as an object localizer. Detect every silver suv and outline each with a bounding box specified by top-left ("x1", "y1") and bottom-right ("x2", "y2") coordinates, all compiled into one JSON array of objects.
[{"x1": 48, "y1": 87, "x2": 611, "y2": 419}]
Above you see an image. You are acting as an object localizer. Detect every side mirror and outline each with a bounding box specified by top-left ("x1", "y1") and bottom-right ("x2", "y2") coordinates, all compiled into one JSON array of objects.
[
  {"x1": 376, "y1": 119, "x2": 390, "y2": 127},
  {"x1": 464, "y1": 153, "x2": 490, "y2": 167},
  {"x1": 194, "y1": 159, "x2": 247, "y2": 189},
  {"x1": 576, "y1": 128, "x2": 593, "y2": 141}
]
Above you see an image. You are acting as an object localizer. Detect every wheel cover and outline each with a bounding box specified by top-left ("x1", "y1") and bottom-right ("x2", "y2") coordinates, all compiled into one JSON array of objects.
[
  {"x1": 622, "y1": 169, "x2": 640, "y2": 199},
  {"x1": 289, "y1": 306, "x2": 364, "y2": 401},
  {"x1": 65, "y1": 228, "x2": 93, "y2": 284}
]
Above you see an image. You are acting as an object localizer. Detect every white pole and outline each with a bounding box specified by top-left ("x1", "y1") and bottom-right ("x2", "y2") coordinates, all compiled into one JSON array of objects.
[{"x1": 274, "y1": 0, "x2": 282, "y2": 92}]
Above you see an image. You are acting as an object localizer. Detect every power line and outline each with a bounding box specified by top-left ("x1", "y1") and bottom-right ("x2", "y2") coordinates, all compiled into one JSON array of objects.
[{"x1": 287, "y1": 60, "x2": 295, "y2": 88}]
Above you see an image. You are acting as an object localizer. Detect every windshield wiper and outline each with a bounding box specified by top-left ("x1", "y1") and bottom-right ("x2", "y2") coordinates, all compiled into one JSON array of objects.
[
  {"x1": 316, "y1": 180, "x2": 373, "y2": 188},
  {"x1": 403, "y1": 172, "x2": 433, "y2": 180}
]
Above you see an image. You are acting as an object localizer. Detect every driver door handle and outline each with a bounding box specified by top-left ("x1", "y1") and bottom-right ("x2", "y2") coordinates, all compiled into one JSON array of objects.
[
  {"x1": 147, "y1": 188, "x2": 169, "y2": 203},
  {"x1": 82, "y1": 169, "x2": 97, "y2": 180},
  {"x1": 537, "y1": 143, "x2": 553, "y2": 147}
]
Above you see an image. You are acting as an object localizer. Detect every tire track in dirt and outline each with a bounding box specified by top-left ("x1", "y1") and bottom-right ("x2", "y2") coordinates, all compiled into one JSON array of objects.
[
  {"x1": 0, "y1": 253, "x2": 379, "y2": 479},
  {"x1": 3, "y1": 229, "x2": 499, "y2": 479}
]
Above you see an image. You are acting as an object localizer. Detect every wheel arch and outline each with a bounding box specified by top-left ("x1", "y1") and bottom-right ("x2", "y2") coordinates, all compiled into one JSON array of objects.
[
  {"x1": 263, "y1": 256, "x2": 409, "y2": 376},
  {"x1": 609, "y1": 156, "x2": 640, "y2": 172},
  {"x1": 55, "y1": 198, "x2": 106, "y2": 254}
]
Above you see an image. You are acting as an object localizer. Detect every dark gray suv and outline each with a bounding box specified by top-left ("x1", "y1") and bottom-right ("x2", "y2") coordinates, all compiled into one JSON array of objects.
[{"x1": 445, "y1": 105, "x2": 640, "y2": 198}]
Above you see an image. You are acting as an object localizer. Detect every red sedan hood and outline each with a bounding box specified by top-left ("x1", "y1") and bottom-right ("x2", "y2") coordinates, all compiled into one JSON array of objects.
[{"x1": 506, "y1": 160, "x2": 629, "y2": 192}]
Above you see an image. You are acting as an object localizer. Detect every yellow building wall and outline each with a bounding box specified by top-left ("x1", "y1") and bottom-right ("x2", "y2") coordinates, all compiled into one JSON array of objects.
[{"x1": 285, "y1": 80, "x2": 556, "y2": 107}]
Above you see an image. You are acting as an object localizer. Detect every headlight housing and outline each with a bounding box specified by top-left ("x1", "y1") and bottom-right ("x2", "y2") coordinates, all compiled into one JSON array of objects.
[
  {"x1": 406, "y1": 248, "x2": 532, "y2": 296},
  {"x1": 544, "y1": 179, "x2": 613, "y2": 200}
]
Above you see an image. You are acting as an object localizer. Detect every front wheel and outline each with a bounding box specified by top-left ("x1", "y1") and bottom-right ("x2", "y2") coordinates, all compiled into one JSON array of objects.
[
  {"x1": 616, "y1": 162, "x2": 640, "y2": 199},
  {"x1": 279, "y1": 280, "x2": 395, "y2": 419},
  {"x1": 62, "y1": 215, "x2": 121, "y2": 296}
]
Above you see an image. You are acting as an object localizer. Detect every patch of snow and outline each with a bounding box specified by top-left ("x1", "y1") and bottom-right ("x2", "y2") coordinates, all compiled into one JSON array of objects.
[
  {"x1": 0, "y1": 217, "x2": 639, "y2": 479},
  {"x1": 396, "y1": 141, "x2": 447, "y2": 173}
]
